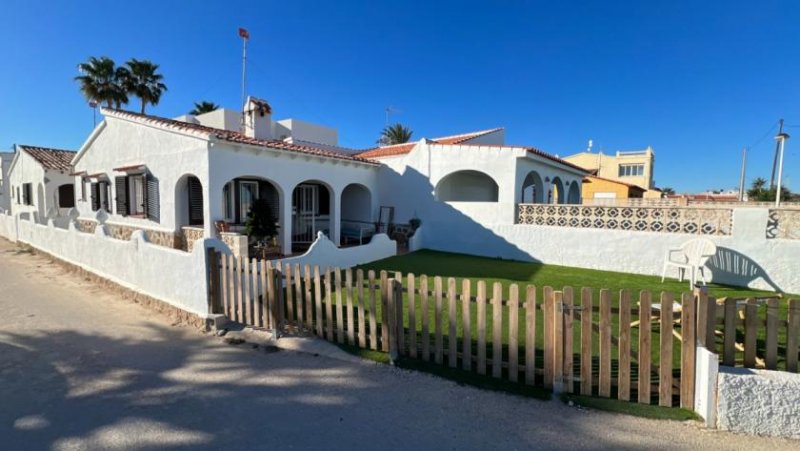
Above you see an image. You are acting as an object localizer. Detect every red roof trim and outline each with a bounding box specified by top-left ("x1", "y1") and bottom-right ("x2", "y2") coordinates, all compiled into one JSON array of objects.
[{"x1": 113, "y1": 164, "x2": 146, "y2": 172}]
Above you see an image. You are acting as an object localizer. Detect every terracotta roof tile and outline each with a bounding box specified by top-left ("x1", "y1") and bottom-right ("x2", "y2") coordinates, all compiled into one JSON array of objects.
[
  {"x1": 18, "y1": 145, "x2": 76, "y2": 171},
  {"x1": 357, "y1": 128, "x2": 503, "y2": 158},
  {"x1": 432, "y1": 128, "x2": 503, "y2": 145},
  {"x1": 101, "y1": 109, "x2": 379, "y2": 166}
]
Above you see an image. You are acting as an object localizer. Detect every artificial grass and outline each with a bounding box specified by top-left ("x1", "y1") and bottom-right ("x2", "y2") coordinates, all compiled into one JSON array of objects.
[
  {"x1": 359, "y1": 249, "x2": 785, "y2": 300},
  {"x1": 560, "y1": 393, "x2": 699, "y2": 421}
]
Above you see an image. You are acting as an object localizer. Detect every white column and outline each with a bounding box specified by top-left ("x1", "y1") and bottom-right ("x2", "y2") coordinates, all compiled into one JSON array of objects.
[
  {"x1": 331, "y1": 187, "x2": 341, "y2": 246},
  {"x1": 280, "y1": 190, "x2": 293, "y2": 255}
]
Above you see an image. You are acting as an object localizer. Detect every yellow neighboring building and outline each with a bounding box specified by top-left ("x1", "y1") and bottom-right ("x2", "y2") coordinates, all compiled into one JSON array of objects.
[
  {"x1": 581, "y1": 175, "x2": 645, "y2": 200},
  {"x1": 564, "y1": 147, "x2": 661, "y2": 199}
]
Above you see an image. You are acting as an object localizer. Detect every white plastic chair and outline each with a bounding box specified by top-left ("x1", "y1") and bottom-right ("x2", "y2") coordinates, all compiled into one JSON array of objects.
[{"x1": 661, "y1": 238, "x2": 717, "y2": 289}]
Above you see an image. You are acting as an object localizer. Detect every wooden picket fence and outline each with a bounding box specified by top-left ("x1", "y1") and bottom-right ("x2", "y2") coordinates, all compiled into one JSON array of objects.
[
  {"x1": 697, "y1": 296, "x2": 800, "y2": 372},
  {"x1": 208, "y1": 250, "x2": 780, "y2": 408}
]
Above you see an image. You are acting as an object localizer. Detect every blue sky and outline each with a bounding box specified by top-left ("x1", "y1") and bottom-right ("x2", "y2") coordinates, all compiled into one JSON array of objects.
[{"x1": 1, "y1": 0, "x2": 798, "y2": 192}]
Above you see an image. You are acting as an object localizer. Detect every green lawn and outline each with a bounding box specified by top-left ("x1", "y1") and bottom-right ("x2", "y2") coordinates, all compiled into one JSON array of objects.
[{"x1": 359, "y1": 249, "x2": 783, "y2": 300}]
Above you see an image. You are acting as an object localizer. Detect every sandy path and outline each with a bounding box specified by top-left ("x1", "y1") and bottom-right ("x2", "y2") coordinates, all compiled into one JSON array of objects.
[{"x1": 0, "y1": 238, "x2": 796, "y2": 450}]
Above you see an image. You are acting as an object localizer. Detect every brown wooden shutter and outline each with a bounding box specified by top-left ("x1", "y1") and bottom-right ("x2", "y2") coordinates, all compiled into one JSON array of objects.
[
  {"x1": 187, "y1": 177, "x2": 203, "y2": 225},
  {"x1": 114, "y1": 176, "x2": 129, "y2": 216},
  {"x1": 91, "y1": 183, "x2": 100, "y2": 211},
  {"x1": 145, "y1": 173, "x2": 160, "y2": 222}
]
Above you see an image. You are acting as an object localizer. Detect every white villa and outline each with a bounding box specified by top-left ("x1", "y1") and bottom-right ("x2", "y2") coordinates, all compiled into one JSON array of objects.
[
  {"x1": 63, "y1": 96, "x2": 585, "y2": 255},
  {"x1": 5, "y1": 145, "x2": 76, "y2": 221}
]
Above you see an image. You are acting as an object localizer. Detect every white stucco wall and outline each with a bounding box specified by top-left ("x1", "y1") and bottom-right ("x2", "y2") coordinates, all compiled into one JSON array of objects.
[
  {"x1": 6, "y1": 213, "x2": 220, "y2": 317},
  {"x1": 7, "y1": 150, "x2": 74, "y2": 221},
  {"x1": 694, "y1": 346, "x2": 719, "y2": 427},
  {"x1": 416, "y1": 208, "x2": 800, "y2": 293},
  {"x1": 207, "y1": 142, "x2": 381, "y2": 252},
  {"x1": 73, "y1": 119, "x2": 210, "y2": 235},
  {"x1": 377, "y1": 141, "x2": 585, "y2": 229},
  {"x1": 0, "y1": 212, "x2": 17, "y2": 242},
  {"x1": 276, "y1": 118, "x2": 338, "y2": 146},
  {"x1": 274, "y1": 231, "x2": 397, "y2": 270},
  {"x1": 717, "y1": 367, "x2": 800, "y2": 439}
]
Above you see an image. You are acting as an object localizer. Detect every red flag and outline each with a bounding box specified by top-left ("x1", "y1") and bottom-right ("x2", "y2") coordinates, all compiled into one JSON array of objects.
[{"x1": 238, "y1": 28, "x2": 250, "y2": 40}]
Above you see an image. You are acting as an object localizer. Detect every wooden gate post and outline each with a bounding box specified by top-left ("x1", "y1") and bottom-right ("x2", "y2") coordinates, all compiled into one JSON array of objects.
[
  {"x1": 386, "y1": 279, "x2": 399, "y2": 363},
  {"x1": 206, "y1": 248, "x2": 223, "y2": 314}
]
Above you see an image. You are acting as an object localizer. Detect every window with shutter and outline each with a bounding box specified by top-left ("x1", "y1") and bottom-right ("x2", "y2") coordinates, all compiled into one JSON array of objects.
[
  {"x1": 91, "y1": 183, "x2": 100, "y2": 211},
  {"x1": 187, "y1": 176, "x2": 203, "y2": 225},
  {"x1": 22, "y1": 183, "x2": 32, "y2": 206},
  {"x1": 115, "y1": 176, "x2": 129, "y2": 216},
  {"x1": 99, "y1": 181, "x2": 111, "y2": 212},
  {"x1": 145, "y1": 173, "x2": 160, "y2": 223}
]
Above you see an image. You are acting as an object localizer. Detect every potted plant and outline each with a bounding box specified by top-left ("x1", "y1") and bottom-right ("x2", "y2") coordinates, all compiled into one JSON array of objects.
[{"x1": 244, "y1": 198, "x2": 278, "y2": 254}]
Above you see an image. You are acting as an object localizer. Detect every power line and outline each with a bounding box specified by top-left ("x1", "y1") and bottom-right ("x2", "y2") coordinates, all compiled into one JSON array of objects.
[{"x1": 747, "y1": 120, "x2": 779, "y2": 151}]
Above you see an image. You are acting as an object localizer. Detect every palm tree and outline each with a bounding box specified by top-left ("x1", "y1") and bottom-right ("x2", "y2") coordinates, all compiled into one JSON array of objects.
[
  {"x1": 747, "y1": 177, "x2": 768, "y2": 200},
  {"x1": 660, "y1": 187, "x2": 675, "y2": 196},
  {"x1": 75, "y1": 56, "x2": 129, "y2": 109},
  {"x1": 123, "y1": 58, "x2": 167, "y2": 114},
  {"x1": 378, "y1": 123, "x2": 413, "y2": 145},
  {"x1": 190, "y1": 101, "x2": 220, "y2": 115}
]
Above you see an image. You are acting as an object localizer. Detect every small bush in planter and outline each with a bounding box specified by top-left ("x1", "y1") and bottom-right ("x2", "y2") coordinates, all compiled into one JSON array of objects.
[{"x1": 244, "y1": 198, "x2": 277, "y2": 245}]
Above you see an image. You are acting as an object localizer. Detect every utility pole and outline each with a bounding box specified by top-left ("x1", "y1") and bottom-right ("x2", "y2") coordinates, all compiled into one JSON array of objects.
[
  {"x1": 738, "y1": 147, "x2": 747, "y2": 201},
  {"x1": 774, "y1": 129, "x2": 790, "y2": 207},
  {"x1": 770, "y1": 119, "x2": 784, "y2": 189},
  {"x1": 239, "y1": 27, "x2": 250, "y2": 133}
]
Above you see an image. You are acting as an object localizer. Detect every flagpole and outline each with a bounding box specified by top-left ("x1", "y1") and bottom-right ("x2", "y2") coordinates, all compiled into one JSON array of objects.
[{"x1": 240, "y1": 28, "x2": 248, "y2": 133}]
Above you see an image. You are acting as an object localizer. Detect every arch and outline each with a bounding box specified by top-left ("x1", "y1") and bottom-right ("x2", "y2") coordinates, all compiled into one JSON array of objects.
[
  {"x1": 434, "y1": 170, "x2": 499, "y2": 202},
  {"x1": 220, "y1": 175, "x2": 282, "y2": 226},
  {"x1": 292, "y1": 179, "x2": 334, "y2": 250},
  {"x1": 340, "y1": 183, "x2": 373, "y2": 245},
  {"x1": 521, "y1": 171, "x2": 544, "y2": 203},
  {"x1": 175, "y1": 174, "x2": 204, "y2": 227},
  {"x1": 551, "y1": 176, "x2": 565, "y2": 204},
  {"x1": 567, "y1": 181, "x2": 581, "y2": 204}
]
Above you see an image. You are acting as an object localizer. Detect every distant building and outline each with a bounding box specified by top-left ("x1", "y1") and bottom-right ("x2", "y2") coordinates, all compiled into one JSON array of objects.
[
  {"x1": 0, "y1": 151, "x2": 15, "y2": 212},
  {"x1": 564, "y1": 147, "x2": 661, "y2": 199},
  {"x1": 581, "y1": 175, "x2": 646, "y2": 201}
]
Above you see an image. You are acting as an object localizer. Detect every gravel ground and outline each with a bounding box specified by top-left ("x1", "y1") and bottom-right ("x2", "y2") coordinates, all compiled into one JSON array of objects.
[{"x1": 0, "y1": 238, "x2": 797, "y2": 451}]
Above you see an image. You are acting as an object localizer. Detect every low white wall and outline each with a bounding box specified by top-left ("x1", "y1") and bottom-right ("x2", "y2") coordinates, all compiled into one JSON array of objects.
[
  {"x1": 694, "y1": 346, "x2": 719, "y2": 427},
  {"x1": 3, "y1": 213, "x2": 224, "y2": 318},
  {"x1": 0, "y1": 212, "x2": 16, "y2": 242},
  {"x1": 275, "y1": 231, "x2": 397, "y2": 270},
  {"x1": 418, "y1": 208, "x2": 800, "y2": 294},
  {"x1": 717, "y1": 367, "x2": 800, "y2": 439}
]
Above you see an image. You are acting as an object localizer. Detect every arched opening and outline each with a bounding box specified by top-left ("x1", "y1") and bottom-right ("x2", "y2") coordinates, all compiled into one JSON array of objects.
[
  {"x1": 551, "y1": 177, "x2": 565, "y2": 204},
  {"x1": 521, "y1": 171, "x2": 544, "y2": 203},
  {"x1": 567, "y1": 181, "x2": 581, "y2": 204},
  {"x1": 219, "y1": 176, "x2": 283, "y2": 256},
  {"x1": 175, "y1": 174, "x2": 204, "y2": 227},
  {"x1": 292, "y1": 180, "x2": 333, "y2": 251},
  {"x1": 57, "y1": 183, "x2": 75, "y2": 209},
  {"x1": 340, "y1": 183, "x2": 374, "y2": 245},
  {"x1": 434, "y1": 170, "x2": 499, "y2": 202}
]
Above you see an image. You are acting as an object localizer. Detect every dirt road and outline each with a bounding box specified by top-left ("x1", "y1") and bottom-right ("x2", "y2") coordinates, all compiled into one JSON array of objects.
[{"x1": 0, "y1": 239, "x2": 796, "y2": 450}]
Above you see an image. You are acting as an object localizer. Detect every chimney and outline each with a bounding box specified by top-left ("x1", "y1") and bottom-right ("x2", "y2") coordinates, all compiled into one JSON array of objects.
[{"x1": 242, "y1": 96, "x2": 272, "y2": 139}]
